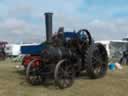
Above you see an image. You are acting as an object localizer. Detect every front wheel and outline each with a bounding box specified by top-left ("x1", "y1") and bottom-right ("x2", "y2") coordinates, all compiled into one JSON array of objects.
[
  {"x1": 54, "y1": 59, "x2": 75, "y2": 89},
  {"x1": 26, "y1": 59, "x2": 42, "y2": 85}
]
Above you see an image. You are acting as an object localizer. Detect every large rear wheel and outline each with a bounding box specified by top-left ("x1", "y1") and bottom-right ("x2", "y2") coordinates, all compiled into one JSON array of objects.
[{"x1": 87, "y1": 43, "x2": 108, "y2": 79}]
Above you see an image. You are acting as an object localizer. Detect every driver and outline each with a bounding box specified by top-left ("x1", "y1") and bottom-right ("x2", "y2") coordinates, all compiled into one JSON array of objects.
[{"x1": 51, "y1": 31, "x2": 64, "y2": 47}]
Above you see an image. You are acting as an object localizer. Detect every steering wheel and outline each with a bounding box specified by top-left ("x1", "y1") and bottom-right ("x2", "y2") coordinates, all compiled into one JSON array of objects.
[{"x1": 77, "y1": 29, "x2": 92, "y2": 46}]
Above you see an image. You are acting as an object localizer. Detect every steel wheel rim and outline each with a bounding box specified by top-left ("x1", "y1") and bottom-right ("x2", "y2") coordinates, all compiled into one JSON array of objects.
[
  {"x1": 92, "y1": 47, "x2": 107, "y2": 75},
  {"x1": 26, "y1": 59, "x2": 42, "y2": 85},
  {"x1": 58, "y1": 63, "x2": 74, "y2": 87},
  {"x1": 55, "y1": 59, "x2": 74, "y2": 88}
]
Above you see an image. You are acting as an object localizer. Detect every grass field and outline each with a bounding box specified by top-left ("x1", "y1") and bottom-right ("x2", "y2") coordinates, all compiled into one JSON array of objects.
[{"x1": 0, "y1": 59, "x2": 128, "y2": 96}]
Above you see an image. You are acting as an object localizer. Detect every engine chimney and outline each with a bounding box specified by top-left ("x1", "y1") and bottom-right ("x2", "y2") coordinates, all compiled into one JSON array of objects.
[{"x1": 45, "y1": 12, "x2": 53, "y2": 42}]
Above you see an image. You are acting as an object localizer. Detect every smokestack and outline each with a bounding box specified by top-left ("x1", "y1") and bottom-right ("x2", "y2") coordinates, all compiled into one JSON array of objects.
[{"x1": 45, "y1": 12, "x2": 53, "y2": 42}]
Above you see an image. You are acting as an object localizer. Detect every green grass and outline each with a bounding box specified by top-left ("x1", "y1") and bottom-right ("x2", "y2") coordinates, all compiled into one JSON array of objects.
[{"x1": 0, "y1": 59, "x2": 128, "y2": 96}]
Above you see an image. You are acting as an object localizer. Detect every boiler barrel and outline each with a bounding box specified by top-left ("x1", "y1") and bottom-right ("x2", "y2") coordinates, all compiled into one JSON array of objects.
[{"x1": 41, "y1": 47, "x2": 74, "y2": 61}]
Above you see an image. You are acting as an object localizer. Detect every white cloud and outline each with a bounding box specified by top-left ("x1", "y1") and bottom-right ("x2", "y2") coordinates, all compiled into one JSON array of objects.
[
  {"x1": 87, "y1": 19, "x2": 128, "y2": 40},
  {"x1": 0, "y1": 0, "x2": 128, "y2": 43},
  {"x1": 0, "y1": 18, "x2": 44, "y2": 43},
  {"x1": 0, "y1": 18, "x2": 26, "y2": 33},
  {"x1": 0, "y1": 17, "x2": 128, "y2": 43}
]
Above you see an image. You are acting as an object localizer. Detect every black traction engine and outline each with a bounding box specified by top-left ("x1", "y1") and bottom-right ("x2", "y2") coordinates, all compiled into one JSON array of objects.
[{"x1": 25, "y1": 13, "x2": 108, "y2": 89}]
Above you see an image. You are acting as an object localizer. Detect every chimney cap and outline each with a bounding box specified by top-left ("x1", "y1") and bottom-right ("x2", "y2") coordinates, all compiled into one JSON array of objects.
[{"x1": 44, "y1": 12, "x2": 53, "y2": 15}]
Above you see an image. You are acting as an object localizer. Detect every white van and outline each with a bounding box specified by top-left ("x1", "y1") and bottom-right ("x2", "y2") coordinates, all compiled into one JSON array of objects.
[
  {"x1": 5, "y1": 44, "x2": 21, "y2": 57},
  {"x1": 96, "y1": 40, "x2": 128, "y2": 62}
]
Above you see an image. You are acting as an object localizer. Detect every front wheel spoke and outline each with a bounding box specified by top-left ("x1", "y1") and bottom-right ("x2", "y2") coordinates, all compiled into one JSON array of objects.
[
  {"x1": 65, "y1": 72, "x2": 73, "y2": 78},
  {"x1": 64, "y1": 79, "x2": 71, "y2": 86},
  {"x1": 60, "y1": 67, "x2": 65, "y2": 73},
  {"x1": 28, "y1": 69, "x2": 42, "y2": 82},
  {"x1": 60, "y1": 72, "x2": 73, "y2": 86}
]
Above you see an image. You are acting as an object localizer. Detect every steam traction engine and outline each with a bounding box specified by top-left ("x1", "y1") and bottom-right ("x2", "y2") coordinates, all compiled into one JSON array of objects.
[{"x1": 21, "y1": 13, "x2": 108, "y2": 89}]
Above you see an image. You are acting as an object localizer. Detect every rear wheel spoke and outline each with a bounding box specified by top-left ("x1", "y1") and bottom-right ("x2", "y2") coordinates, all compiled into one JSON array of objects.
[{"x1": 87, "y1": 44, "x2": 108, "y2": 79}]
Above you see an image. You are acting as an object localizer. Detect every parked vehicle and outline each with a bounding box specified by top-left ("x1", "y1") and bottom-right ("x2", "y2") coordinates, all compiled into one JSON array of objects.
[
  {"x1": 5, "y1": 44, "x2": 21, "y2": 57},
  {"x1": 0, "y1": 41, "x2": 8, "y2": 60},
  {"x1": 96, "y1": 40, "x2": 128, "y2": 62},
  {"x1": 119, "y1": 49, "x2": 128, "y2": 65},
  {"x1": 21, "y1": 13, "x2": 108, "y2": 89}
]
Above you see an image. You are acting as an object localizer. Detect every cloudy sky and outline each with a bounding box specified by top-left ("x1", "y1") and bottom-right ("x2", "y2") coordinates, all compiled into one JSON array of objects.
[{"x1": 0, "y1": 0, "x2": 128, "y2": 43}]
